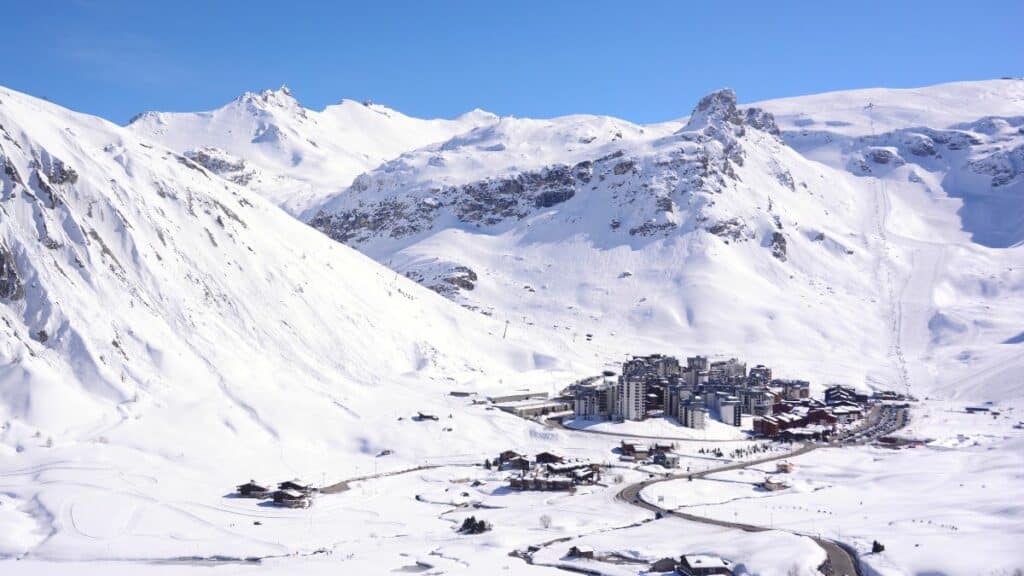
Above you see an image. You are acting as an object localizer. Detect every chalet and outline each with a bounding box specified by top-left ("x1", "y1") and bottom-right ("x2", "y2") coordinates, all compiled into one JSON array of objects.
[
  {"x1": 571, "y1": 468, "x2": 599, "y2": 485},
  {"x1": 415, "y1": 412, "x2": 440, "y2": 421},
  {"x1": 825, "y1": 385, "x2": 868, "y2": 406},
  {"x1": 619, "y1": 441, "x2": 651, "y2": 457},
  {"x1": 678, "y1": 554, "x2": 734, "y2": 576},
  {"x1": 753, "y1": 416, "x2": 780, "y2": 438},
  {"x1": 272, "y1": 489, "x2": 310, "y2": 508},
  {"x1": 754, "y1": 410, "x2": 807, "y2": 438},
  {"x1": 651, "y1": 557, "x2": 678, "y2": 572},
  {"x1": 806, "y1": 408, "x2": 838, "y2": 427},
  {"x1": 761, "y1": 476, "x2": 789, "y2": 491},
  {"x1": 236, "y1": 480, "x2": 270, "y2": 498},
  {"x1": 779, "y1": 425, "x2": 832, "y2": 442},
  {"x1": 567, "y1": 545, "x2": 594, "y2": 559},
  {"x1": 829, "y1": 403, "x2": 863, "y2": 424},
  {"x1": 503, "y1": 456, "x2": 531, "y2": 471},
  {"x1": 278, "y1": 479, "x2": 314, "y2": 494},
  {"x1": 653, "y1": 452, "x2": 680, "y2": 469},
  {"x1": 535, "y1": 451, "x2": 565, "y2": 464},
  {"x1": 508, "y1": 473, "x2": 575, "y2": 492},
  {"x1": 545, "y1": 460, "x2": 594, "y2": 475},
  {"x1": 776, "y1": 462, "x2": 795, "y2": 474},
  {"x1": 498, "y1": 450, "x2": 522, "y2": 463}
]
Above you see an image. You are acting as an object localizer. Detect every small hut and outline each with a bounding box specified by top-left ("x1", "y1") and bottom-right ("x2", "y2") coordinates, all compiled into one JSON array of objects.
[
  {"x1": 278, "y1": 479, "x2": 314, "y2": 494},
  {"x1": 236, "y1": 480, "x2": 271, "y2": 498},
  {"x1": 272, "y1": 489, "x2": 310, "y2": 508}
]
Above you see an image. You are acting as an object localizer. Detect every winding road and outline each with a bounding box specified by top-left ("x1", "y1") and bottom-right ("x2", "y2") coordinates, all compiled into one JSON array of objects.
[
  {"x1": 534, "y1": 404, "x2": 905, "y2": 575},
  {"x1": 615, "y1": 442, "x2": 859, "y2": 576}
]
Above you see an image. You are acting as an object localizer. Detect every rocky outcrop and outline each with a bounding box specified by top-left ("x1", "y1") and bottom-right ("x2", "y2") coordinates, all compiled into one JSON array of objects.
[
  {"x1": 185, "y1": 147, "x2": 256, "y2": 185},
  {"x1": 743, "y1": 107, "x2": 781, "y2": 136},
  {"x1": 770, "y1": 231, "x2": 787, "y2": 261},
  {"x1": 0, "y1": 242, "x2": 23, "y2": 300},
  {"x1": 707, "y1": 217, "x2": 755, "y2": 242},
  {"x1": 867, "y1": 147, "x2": 904, "y2": 166},
  {"x1": 404, "y1": 264, "x2": 479, "y2": 297},
  {"x1": 969, "y1": 144, "x2": 1023, "y2": 187},
  {"x1": 311, "y1": 88, "x2": 787, "y2": 250},
  {"x1": 442, "y1": 266, "x2": 478, "y2": 292},
  {"x1": 683, "y1": 88, "x2": 744, "y2": 132}
]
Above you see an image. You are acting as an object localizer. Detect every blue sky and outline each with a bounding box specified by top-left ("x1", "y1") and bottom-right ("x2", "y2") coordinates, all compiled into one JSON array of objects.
[{"x1": 4, "y1": 1, "x2": 1022, "y2": 123}]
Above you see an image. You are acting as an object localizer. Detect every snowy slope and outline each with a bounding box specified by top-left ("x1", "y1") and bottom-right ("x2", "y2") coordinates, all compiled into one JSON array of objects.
[
  {"x1": 306, "y1": 81, "x2": 1024, "y2": 402},
  {"x1": 757, "y1": 80, "x2": 1024, "y2": 401},
  {"x1": 0, "y1": 84, "x2": 585, "y2": 560},
  {"x1": 128, "y1": 87, "x2": 497, "y2": 216},
  {"x1": 1, "y1": 80, "x2": 1023, "y2": 576}
]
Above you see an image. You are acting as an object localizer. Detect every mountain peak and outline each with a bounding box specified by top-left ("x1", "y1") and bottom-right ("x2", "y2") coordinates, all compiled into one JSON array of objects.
[
  {"x1": 237, "y1": 85, "x2": 302, "y2": 112},
  {"x1": 682, "y1": 88, "x2": 742, "y2": 132}
]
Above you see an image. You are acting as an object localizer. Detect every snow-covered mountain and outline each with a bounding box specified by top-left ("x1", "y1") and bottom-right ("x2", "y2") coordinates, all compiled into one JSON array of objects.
[
  {"x1": 1, "y1": 79, "x2": 1023, "y2": 576},
  {"x1": 301, "y1": 80, "x2": 1024, "y2": 401},
  {"x1": 128, "y1": 87, "x2": 497, "y2": 216},
  {"x1": 0, "y1": 84, "x2": 584, "y2": 559}
]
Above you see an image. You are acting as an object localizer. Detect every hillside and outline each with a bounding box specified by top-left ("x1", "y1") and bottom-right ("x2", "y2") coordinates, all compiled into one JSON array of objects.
[
  {"x1": 303, "y1": 81, "x2": 1024, "y2": 401},
  {"x1": 0, "y1": 85, "x2": 575, "y2": 559}
]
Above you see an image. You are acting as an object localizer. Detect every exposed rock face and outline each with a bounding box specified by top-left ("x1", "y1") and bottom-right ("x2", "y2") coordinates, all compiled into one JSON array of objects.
[
  {"x1": 743, "y1": 107, "x2": 781, "y2": 136},
  {"x1": 867, "y1": 147, "x2": 903, "y2": 165},
  {"x1": 0, "y1": 242, "x2": 23, "y2": 300},
  {"x1": 403, "y1": 263, "x2": 479, "y2": 297},
  {"x1": 46, "y1": 157, "x2": 78, "y2": 185},
  {"x1": 185, "y1": 147, "x2": 256, "y2": 185},
  {"x1": 442, "y1": 266, "x2": 478, "y2": 292},
  {"x1": 969, "y1": 144, "x2": 1023, "y2": 187},
  {"x1": 311, "y1": 88, "x2": 786, "y2": 256},
  {"x1": 3, "y1": 154, "x2": 23, "y2": 186},
  {"x1": 770, "y1": 231, "x2": 788, "y2": 261},
  {"x1": 707, "y1": 217, "x2": 755, "y2": 242},
  {"x1": 683, "y1": 88, "x2": 744, "y2": 132},
  {"x1": 311, "y1": 161, "x2": 591, "y2": 243},
  {"x1": 905, "y1": 134, "x2": 936, "y2": 157}
]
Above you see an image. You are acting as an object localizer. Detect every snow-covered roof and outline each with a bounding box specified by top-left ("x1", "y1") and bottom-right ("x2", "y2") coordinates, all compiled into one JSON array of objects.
[{"x1": 684, "y1": 554, "x2": 731, "y2": 568}]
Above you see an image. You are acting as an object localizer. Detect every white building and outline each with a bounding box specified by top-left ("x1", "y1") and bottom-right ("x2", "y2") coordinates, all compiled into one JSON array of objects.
[
  {"x1": 616, "y1": 375, "x2": 646, "y2": 421},
  {"x1": 681, "y1": 402, "x2": 707, "y2": 429},
  {"x1": 719, "y1": 398, "x2": 742, "y2": 426}
]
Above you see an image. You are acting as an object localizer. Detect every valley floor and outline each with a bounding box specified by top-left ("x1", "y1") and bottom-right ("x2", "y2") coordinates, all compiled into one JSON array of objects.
[{"x1": 1, "y1": 398, "x2": 1021, "y2": 576}]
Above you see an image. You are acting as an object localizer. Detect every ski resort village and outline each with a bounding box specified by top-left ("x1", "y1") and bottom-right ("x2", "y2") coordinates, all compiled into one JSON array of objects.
[{"x1": 0, "y1": 8, "x2": 1023, "y2": 574}]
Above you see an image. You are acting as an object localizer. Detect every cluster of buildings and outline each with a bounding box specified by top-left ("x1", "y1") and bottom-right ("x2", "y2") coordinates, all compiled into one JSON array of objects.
[
  {"x1": 235, "y1": 478, "x2": 316, "y2": 508},
  {"x1": 496, "y1": 450, "x2": 601, "y2": 492},
  {"x1": 618, "y1": 440, "x2": 681, "y2": 467},
  {"x1": 753, "y1": 384, "x2": 870, "y2": 440},
  {"x1": 571, "y1": 354, "x2": 876, "y2": 439},
  {"x1": 567, "y1": 547, "x2": 735, "y2": 576},
  {"x1": 572, "y1": 354, "x2": 778, "y2": 429}
]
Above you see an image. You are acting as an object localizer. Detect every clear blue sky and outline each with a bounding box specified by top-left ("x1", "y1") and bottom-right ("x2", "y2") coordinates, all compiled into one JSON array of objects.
[{"x1": 4, "y1": 0, "x2": 1022, "y2": 124}]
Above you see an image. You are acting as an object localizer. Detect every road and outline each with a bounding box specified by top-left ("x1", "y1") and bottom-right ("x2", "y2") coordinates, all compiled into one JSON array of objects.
[
  {"x1": 608, "y1": 404, "x2": 909, "y2": 575},
  {"x1": 320, "y1": 464, "x2": 442, "y2": 494},
  {"x1": 614, "y1": 442, "x2": 860, "y2": 576}
]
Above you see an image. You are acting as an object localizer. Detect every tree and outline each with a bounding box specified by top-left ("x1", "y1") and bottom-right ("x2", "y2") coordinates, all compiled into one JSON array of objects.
[
  {"x1": 483, "y1": 459, "x2": 492, "y2": 470},
  {"x1": 459, "y1": 515, "x2": 491, "y2": 534},
  {"x1": 872, "y1": 540, "x2": 885, "y2": 553}
]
